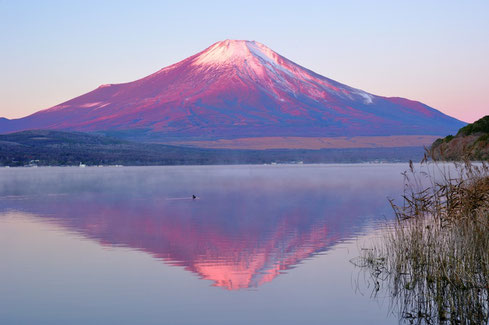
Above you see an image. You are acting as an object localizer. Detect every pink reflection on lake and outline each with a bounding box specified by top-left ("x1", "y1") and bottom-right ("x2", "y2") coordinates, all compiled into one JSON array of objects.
[{"x1": 0, "y1": 165, "x2": 401, "y2": 290}]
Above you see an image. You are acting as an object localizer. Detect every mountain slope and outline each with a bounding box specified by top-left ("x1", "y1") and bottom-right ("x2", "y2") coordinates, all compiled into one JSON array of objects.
[{"x1": 0, "y1": 40, "x2": 464, "y2": 143}]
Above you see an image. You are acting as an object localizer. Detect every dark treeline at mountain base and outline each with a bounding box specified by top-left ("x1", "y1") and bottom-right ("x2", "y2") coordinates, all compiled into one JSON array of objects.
[{"x1": 0, "y1": 130, "x2": 424, "y2": 166}]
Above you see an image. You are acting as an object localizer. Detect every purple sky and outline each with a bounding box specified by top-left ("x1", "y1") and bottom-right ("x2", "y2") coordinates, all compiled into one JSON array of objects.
[{"x1": 1, "y1": 0, "x2": 488, "y2": 122}]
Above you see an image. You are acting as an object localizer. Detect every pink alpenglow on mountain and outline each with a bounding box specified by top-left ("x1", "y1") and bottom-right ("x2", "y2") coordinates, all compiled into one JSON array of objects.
[{"x1": 0, "y1": 40, "x2": 464, "y2": 146}]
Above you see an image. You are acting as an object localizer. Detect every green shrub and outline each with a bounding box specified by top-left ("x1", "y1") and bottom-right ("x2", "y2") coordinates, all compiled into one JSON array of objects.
[
  {"x1": 457, "y1": 115, "x2": 489, "y2": 136},
  {"x1": 444, "y1": 134, "x2": 454, "y2": 142}
]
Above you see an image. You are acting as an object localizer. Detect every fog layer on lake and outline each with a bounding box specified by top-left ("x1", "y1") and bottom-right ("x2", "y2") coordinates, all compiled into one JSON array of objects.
[{"x1": 0, "y1": 164, "x2": 418, "y2": 324}]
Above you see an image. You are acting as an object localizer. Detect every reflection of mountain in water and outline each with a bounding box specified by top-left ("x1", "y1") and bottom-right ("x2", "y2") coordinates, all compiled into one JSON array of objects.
[{"x1": 0, "y1": 166, "x2": 400, "y2": 290}]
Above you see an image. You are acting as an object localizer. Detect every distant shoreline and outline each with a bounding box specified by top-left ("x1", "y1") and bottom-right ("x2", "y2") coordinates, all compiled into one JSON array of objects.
[
  {"x1": 0, "y1": 130, "x2": 428, "y2": 167},
  {"x1": 1, "y1": 161, "x2": 418, "y2": 169}
]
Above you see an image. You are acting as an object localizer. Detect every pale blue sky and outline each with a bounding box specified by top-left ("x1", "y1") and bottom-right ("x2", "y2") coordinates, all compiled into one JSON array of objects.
[{"x1": 1, "y1": 0, "x2": 488, "y2": 122}]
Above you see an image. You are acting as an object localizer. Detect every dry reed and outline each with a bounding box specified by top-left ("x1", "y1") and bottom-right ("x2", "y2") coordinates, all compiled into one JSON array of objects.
[{"x1": 354, "y1": 160, "x2": 489, "y2": 324}]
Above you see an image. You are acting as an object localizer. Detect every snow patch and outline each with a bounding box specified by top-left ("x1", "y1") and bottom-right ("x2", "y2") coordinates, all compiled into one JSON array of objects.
[
  {"x1": 246, "y1": 42, "x2": 280, "y2": 68},
  {"x1": 357, "y1": 92, "x2": 374, "y2": 104},
  {"x1": 80, "y1": 102, "x2": 104, "y2": 108},
  {"x1": 193, "y1": 40, "x2": 255, "y2": 66}
]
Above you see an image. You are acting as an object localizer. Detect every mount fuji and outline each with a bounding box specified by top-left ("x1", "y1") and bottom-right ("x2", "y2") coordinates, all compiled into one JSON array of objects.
[{"x1": 0, "y1": 40, "x2": 464, "y2": 148}]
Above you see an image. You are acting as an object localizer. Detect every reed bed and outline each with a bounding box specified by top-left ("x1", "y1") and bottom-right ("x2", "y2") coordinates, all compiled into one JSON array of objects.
[{"x1": 355, "y1": 161, "x2": 489, "y2": 324}]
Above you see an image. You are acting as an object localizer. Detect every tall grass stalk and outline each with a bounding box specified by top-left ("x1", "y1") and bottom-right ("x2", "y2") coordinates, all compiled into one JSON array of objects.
[{"x1": 355, "y1": 161, "x2": 489, "y2": 324}]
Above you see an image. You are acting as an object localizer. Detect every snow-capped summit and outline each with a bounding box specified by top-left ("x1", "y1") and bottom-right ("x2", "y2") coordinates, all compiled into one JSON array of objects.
[
  {"x1": 191, "y1": 40, "x2": 285, "y2": 71},
  {"x1": 189, "y1": 39, "x2": 371, "y2": 104},
  {"x1": 0, "y1": 40, "x2": 464, "y2": 143},
  {"x1": 192, "y1": 40, "x2": 261, "y2": 65}
]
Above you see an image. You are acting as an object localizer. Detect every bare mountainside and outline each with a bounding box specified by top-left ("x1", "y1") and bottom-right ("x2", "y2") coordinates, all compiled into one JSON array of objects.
[{"x1": 0, "y1": 40, "x2": 464, "y2": 148}]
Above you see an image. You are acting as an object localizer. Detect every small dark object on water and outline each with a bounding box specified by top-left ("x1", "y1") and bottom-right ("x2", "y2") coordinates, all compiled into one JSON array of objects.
[{"x1": 192, "y1": 195, "x2": 197, "y2": 199}]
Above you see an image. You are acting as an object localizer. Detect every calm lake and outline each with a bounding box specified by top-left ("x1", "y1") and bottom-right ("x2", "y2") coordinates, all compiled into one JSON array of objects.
[{"x1": 0, "y1": 164, "x2": 410, "y2": 324}]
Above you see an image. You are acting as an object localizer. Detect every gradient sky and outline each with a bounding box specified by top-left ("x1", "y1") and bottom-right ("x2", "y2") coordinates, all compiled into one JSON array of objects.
[{"x1": 1, "y1": 0, "x2": 488, "y2": 122}]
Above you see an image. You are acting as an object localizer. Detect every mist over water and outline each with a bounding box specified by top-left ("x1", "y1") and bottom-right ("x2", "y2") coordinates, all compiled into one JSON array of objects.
[{"x1": 0, "y1": 164, "x2": 413, "y2": 324}]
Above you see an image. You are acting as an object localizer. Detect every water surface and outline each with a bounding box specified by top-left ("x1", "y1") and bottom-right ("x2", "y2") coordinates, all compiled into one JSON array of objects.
[{"x1": 0, "y1": 164, "x2": 407, "y2": 324}]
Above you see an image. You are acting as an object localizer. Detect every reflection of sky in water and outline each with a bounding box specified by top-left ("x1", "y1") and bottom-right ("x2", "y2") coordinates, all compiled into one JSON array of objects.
[{"x1": 0, "y1": 164, "x2": 410, "y2": 324}]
